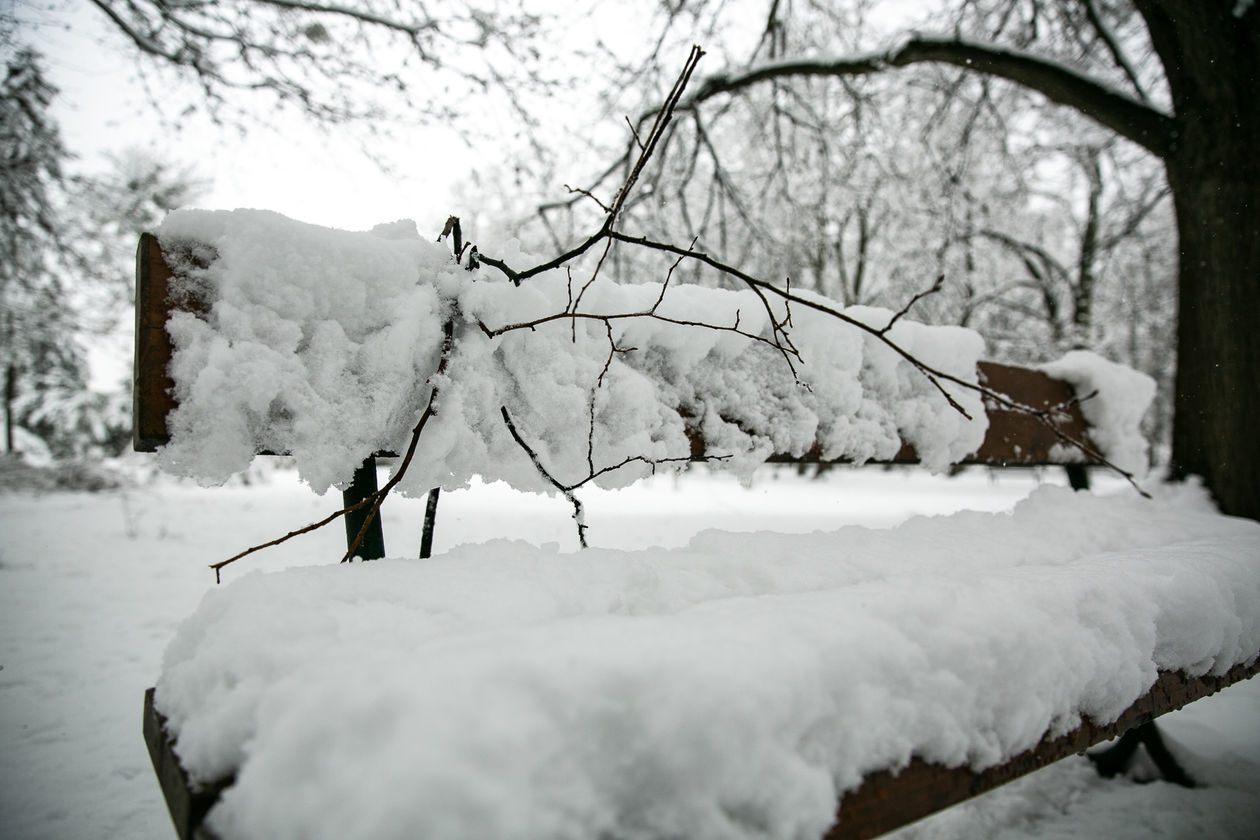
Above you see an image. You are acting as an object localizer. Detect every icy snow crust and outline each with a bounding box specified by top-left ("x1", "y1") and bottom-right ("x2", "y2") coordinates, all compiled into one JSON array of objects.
[
  {"x1": 155, "y1": 485, "x2": 1260, "y2": 840},
  {"x1": 156, "y1": 209, "x2": 990, "y2": 494}
]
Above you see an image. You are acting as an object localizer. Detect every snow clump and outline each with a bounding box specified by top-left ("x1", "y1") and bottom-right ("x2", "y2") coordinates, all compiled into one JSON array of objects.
[
  {"x1": 1041, "y1": 350, "x2": 1156, "y2": 475},
  {"x1": 155, "y1": 210, "x2": 990, "y2": 494}
]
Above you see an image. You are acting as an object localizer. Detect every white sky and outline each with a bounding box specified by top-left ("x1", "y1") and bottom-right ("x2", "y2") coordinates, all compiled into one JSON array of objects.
[{"x1": 37, "y1": 1, "x2": 477, "y2": 234}]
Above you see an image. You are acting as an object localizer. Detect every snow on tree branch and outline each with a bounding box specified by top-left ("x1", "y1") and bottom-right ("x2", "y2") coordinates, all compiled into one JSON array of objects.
[
  {"x1": 86, "y1": 0, "x2": 549, "y2": 129},
  {"x1": 682, "y1": 35, "x2": 1175, "y2": 158}
]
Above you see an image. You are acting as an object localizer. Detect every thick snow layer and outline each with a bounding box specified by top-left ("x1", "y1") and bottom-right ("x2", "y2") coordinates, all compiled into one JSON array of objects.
[
  {"x1": 157, "y1": 210, "x2": 455, "y2": 492},
  {"x1": 153, "y1": 483, "x2": 1260, "y2": 840},
  {"x1": 156, "y1": 210, "x2": 987, "y2": 494},
  {"x1": 3, "y1": 467, "x2": 1259, "y2": 840},
  {"x1": 1040, "y1": 351, "x2": 1156, "y2": 475}
]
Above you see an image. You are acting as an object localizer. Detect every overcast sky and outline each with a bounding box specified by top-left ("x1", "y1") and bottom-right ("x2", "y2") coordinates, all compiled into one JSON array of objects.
[{"x1": 40, "y1": 1, "x2": 478, "y2": 234}]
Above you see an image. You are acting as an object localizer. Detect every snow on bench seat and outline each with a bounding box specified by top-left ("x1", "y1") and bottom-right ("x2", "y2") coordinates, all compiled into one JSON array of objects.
[{"x1": 150, "y1": 484, "x2": 1260, "y2": 840}]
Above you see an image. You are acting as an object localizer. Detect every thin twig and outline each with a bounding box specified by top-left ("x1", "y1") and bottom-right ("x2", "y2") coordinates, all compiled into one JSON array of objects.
[
  {"x1": 500, "y1": 404, "x2": 731, "y2": 549},
  {"x1": 880, "y1": 274, "x2": 945, "y2": 336},
  {"x1": 500, "y1": 405, "x2": 589, "y2": 548},
  {"x1": 625, "y1": 115, "x2": 646, "y2": 152},
  {"x1": 565, "y1": 184, "x2": 612, "y2": 214},
  {"x1": 210, "y1": 494, "x2": 376, "y2": 583},
  {"x1": 476, "y1": 46, "x2": 705, "y2": 287},
  {"x1": 341, "y1": 318, "x2": 456, "y2": 562},
  {"x1": 478, "y1": 303, "x2": 794, "y2": 363},
  {"x1": 596, "y1": 320, "x2": 637, "y2": 389}
]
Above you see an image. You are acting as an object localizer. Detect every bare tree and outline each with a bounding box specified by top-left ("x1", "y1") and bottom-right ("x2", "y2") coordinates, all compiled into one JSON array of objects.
[
  {"x1": 83, "y1": 0, "x2": 555, "y2": 131},
  {"x1": 0, "y1": 48, "x2": 83, "y2": 454},
  {"x1": 0, "y1": 44, "x2": 205, "y2": 457},
  {"x1": 921, "y1": 115, "x2": 1165, "y2": 342},
  {"x1": 511, "y1": 0, "x2": 1253, "y2": 520}
]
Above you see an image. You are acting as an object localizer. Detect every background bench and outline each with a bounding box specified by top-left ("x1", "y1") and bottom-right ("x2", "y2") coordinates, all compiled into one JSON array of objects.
[{"x1": 134, "y1": 231, "x2": 1101, "y2": 562}]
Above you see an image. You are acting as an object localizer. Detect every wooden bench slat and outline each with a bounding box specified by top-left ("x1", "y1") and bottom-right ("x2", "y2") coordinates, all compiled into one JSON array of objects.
[
  {"x1": 142, "y1": 661, "x2": 1258, "y2": 840},
  {"x1": 133, "y1": 235, "x2": 1100, "y2": 466},
  {"x1": 142, "y1": 688, "x2": 233, "y2": 840},
  {"x1": 827, "y1": 660, "x2": 1259, "y2": 840},
  {"x1": 134, "y1": 233, "x2": 178, "y2": 453}
]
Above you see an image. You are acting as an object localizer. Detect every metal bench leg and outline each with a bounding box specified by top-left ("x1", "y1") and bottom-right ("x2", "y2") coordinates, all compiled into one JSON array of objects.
[
  {"x1": 343, "y1": 457, "x2": 386, "y2": 560},
  {"x1": 1066, "y1": 463, "x2": 1090, "y2": 491},
  {"x1": 1087, "y1": 721, "x2": 1196, "y2": 787},
  {"x1": 419, "y1": 487, "x2": 440, "y2": 559}
]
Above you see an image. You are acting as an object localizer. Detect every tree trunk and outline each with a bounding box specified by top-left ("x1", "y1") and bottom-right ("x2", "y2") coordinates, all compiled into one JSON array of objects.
[
  {"x1": 1070, "y1": 148, "x2": 1102, "y2": 351},
  {"x1": 1166, "y1": 164, "x2": 1260, "y2": 521},
  {"x1": 1144, "y1": 2, "x2": 1260, "y2": 521}
]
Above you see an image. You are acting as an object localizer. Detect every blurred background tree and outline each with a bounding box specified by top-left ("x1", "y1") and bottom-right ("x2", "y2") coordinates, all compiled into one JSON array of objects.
[
  {"x1": 6, "y1": 1, "x2": 1254, "y2": 522},
  {"x1": 2, "y1": 0, "x2": 569, "y2": 459},
  {"x1": 481, "y1": 1, "x2": 1252, "y2": 518},
  {"x1": 1, "y1": 46, "x2": 96, "y2": 458},
  {"x1": 1, "y1": 42, "x2": 202, "y2": 458}
]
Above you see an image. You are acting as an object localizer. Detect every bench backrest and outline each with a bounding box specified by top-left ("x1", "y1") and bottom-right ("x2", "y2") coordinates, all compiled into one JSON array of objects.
[{"x1": 133, "y1": 232, "x2": 1099, "y2": 467}]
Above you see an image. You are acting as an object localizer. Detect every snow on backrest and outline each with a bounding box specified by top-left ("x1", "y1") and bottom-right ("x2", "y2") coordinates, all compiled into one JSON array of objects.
[{"x1": 154, "y1": 209, "x2": 995, "y2": 495}]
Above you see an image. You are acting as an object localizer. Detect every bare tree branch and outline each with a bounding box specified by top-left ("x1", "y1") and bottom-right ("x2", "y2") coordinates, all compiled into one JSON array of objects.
[
  {"x1": 1081, "y1": 0, "x2": 1150, "y2": 104},
  {"x1": 478, "y1": 45, "x2": 707, "y2": 286},
  {"x1": 500, "y1": 404, "x2": 727, "y2": 550},
  {"x1": 879, "y1": 274, "x2": 944, "y2": 336},
  {"x1": 250, "y1": 0, "x2": 439, "y2": 36},
  {"x1": 209, "y1": 317, "x2": 455, "y2": 579},
  {"x1": 975, "y1": 229, "x2": 1073, "y2": 284},
  {"x1": 683, "y1": 35, "x2": 1174, "y2": 158},
  {"x1": 500, "y1": 405, "x2": 590, "y2": 549},
  {"x1": 87, "y1": 0, "x2": 550, "y2": 131}
]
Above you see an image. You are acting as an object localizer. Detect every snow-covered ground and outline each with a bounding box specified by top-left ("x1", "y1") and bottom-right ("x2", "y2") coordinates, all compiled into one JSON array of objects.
[{"x1": 1, "y1": 464, "x2": 1257, "y2": 839}]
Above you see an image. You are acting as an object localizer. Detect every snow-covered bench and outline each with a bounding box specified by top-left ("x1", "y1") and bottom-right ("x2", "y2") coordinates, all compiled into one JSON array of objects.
[
  {"x1": 135, "y1": 226, "x2": 1110, "y2": 560},
  {"x1": 133, "y1": 213, "x2": 1260, "y2": 840}
]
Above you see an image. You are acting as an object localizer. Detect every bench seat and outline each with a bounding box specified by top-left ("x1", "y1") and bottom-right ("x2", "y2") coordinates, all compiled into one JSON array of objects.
[{"x1": 143, "y1": 487, "x2": 1260, "y2": 840}]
